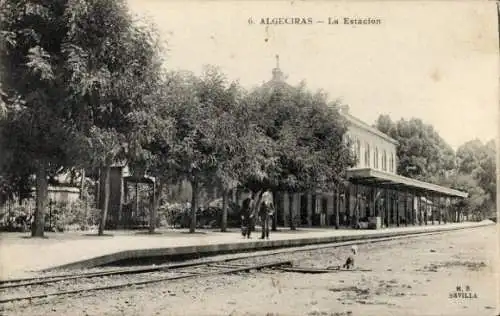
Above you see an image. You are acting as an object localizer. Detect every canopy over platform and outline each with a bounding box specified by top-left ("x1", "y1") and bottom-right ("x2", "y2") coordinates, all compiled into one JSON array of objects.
[{"x1": 346, "y1": 168, "x2": 468, "y2": 198}]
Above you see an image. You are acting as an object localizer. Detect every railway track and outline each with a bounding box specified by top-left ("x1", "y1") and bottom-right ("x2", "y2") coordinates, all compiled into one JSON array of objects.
[
  {"x1": 0, "y1": 227, "x2": 484, "y2": 305},
  {"x1": 0, "y1": 230, "x2": 447, "y2": 287},
  {"x1": 0, "y1": 258, "x2": 292, "y2": 305}
]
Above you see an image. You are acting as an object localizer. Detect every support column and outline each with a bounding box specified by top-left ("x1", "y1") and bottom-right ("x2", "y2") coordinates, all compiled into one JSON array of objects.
[
  {"x1": 345, "y1": 186, "x2": 350, "y2": 227},
  {"x1": 378, "y1": 188, "x2": 383, "y2": 227},
  {"x1": 389, "y1": 190, "x2": 393, "y2": 226},
  {"x1": 384, "y1": 188, "x2": 390, "y2": 227},
  {"x1": 410, "y1": 191, "x2": 415, "y2": 225},
  {"x1": 396, "y1": 192, "x2": 400, "y2": 227},
  {"x1": 294, "y1": 193, "x2": 301, "y2": 227},
  {"x1": 353, "y1": 184, "x2": 359, "y2": 228},
  {"x1": 411, "y1": 192, "x2": 415, "y2": 225},
  {"x1": 431, "y1": 196, "x2": 435, "y2": 225},
  {"x1": 283, "y1": 192, "x2": 289, "y2": 225},
  {"x1": 307, "y1": 193, "x2": 312, "y2": 227},
  {"x1": 403, "y1": 190, "x2": 408, "y2": 227},
  {"x1": 445, "y1": 197, "x2": 449, "y2": 224},
  {"x1": 439, "y1": 195, "x2": 448, "y2": 224},
  {"x1": 418, "y1": 193, "x2": 422, "y2": 225},
  {"x1": 289, "y1": 193, "x2": 296, "y2": 230},
  {"x1": 424, "y1": 197, "x2": 428, "y2": 225},
  {"x1": 437, "y1": 195, "x2": 442, "y2": 224},
  {"x1": 316, "y1": 195, "x2": 324, "y2": 227},
  {"x1": 117, "y1": 175, "x2": 124, "y2": 228},
  {"x1": 326, "y1": 195, "x2": 334, "y2": 226},
  {"x1": 372, "y1": 187, "x2": 377, "y2": 218},
  {"x1": 335, "y1": 189, "x2": 340, "y2": 229}
]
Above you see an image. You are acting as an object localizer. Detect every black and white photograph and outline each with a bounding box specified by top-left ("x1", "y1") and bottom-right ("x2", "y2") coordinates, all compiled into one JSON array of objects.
[{"x1": 0, "y1": 1, "x2": 499, "y2": 315}]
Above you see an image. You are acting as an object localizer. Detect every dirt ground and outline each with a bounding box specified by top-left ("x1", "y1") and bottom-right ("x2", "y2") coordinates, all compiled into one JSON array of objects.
[{"x1": 2, "y1": 225, "x2": 498, "y2": 316}]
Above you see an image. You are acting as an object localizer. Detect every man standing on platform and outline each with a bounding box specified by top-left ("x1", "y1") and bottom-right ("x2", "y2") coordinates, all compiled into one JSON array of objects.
[
  {"x1": 240, "y1": 191, "x2": 253, "y2": 239},
  {"x1": 259, "y1": 190, "x2": 275, "y2": 240}
]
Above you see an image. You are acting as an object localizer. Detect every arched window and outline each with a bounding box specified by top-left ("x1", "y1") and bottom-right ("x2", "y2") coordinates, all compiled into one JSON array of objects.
[
  {"x1": 364, "y1": 143, "x2": 370, "y2": 167},
  {"x1": 375, "y1": 147, "x2": 379, "y2": 169},
  {"x1": 356, "y1": 139, "x2": 361, "y2": 164},
  {"x1": 382, "y1": 150, "x2": 387, "y2": 171},
  {"x1": 389, "y1": 153, "x2": 395, "y2": 172}
]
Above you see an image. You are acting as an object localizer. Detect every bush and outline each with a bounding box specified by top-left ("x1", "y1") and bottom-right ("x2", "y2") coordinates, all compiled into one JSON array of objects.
[
  {"x1": 45, "y1": 198, "x2": 100, "y2": 232},
  {"x1": 170, "y1": 202, "x2": 241, "y2": 229},
  {"x1": 0, "y1": 201, "x2": 34, "y2": 232}
]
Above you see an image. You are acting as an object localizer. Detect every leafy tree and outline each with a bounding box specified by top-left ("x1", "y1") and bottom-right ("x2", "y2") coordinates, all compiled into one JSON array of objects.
[
  {"x1": 456, "y1": 139, "x2": 496, "y2": 217},
  {"x1": 432, "y1": 172, "x2": 489, "y2": 221},
  {"x1": 147, "y1": 67, "x2": 248, "y2": 233},
  {"x1": 125, "y1": 72, "x2": 177, "y2": 233},
  {"x1": 62, "y1": 0, "x2": 164, "y2": 235},
  {"x1": 0, "y1": 0, "x2": 164, "y2": 236},
  {"x1": 375, "y1": 115, "x2": 455, "y2": 181},
  {"x1": 242, "y1": 82, "x2": 355, "y2": 229},
  {"x1": 199, "y1": 72, "x2": 260, "y2": 232},
  {"x1": 1, "y1": 0, "x2": 89, "y2": 236}
]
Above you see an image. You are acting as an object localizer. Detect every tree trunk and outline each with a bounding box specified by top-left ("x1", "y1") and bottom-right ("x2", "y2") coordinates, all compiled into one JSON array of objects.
[
  {"x1": 289, "y1": 193, "x2": 296, "y2": 230},
  {"x1": 32, "y1": 164, "x2": 48, "y2": 237},
  {"x1": 98, "y1": 166, "x2": 111, "y2": 236},
  {"x1": 221, "y1": 189, "x2": 228, "y2": 232},
  {"x1": 271, "y1": 190, "x2": 277, "y2": 231},
  {"x1": 135, "y1": 182, "x2": 139, "y2": 219},
  {"x1": 79, "y1": 168, "x2": 86, "y2": 200},
  {"x1": 335, "y1": 189, "x2": 340, "y2": 229},
  {"x1": 149, "y1": 181, "x2": 162, "y2": 234},
  {"x1": 95, "y1": 168, "x2": 101, "y2": 207},
  {"x1": 189, "y1": 179, "x2": 198, "y2": 233}
]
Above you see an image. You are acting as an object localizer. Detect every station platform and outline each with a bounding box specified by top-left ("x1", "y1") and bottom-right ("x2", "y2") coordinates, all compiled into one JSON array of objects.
[{"x1": 0, "y1": 221, "x2": 494, "y2": 280}]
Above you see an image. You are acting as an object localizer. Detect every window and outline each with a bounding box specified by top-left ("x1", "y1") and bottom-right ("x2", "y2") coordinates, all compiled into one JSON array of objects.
[
  {"x1": 356, "y1": 139, "x2": 361, "y2": 165},
  {"x1": 374, "y1": 147, "x2": 379, "y2": 169},
  {"x1": 364, "y1": 143, "x2": 370, "y2": 167},
  {"x1": 382, "y1": 150, "x2": 387, "y2": 171},
  {"x1": 389, "y1": 153, "x2": 395, "y2": 172}
]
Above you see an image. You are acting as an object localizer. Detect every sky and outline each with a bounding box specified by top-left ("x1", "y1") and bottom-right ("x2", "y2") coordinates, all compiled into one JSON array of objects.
[{"x1": 127, "y1": 0, "x2": 499, "y2": 150}]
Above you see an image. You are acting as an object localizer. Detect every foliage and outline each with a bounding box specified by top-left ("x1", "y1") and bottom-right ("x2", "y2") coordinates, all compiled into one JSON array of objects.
[
  {"x1": 0, "y1": 0, "x2": 165, "y2": 236},
  {"x1": 375, "y1": 115, "x2": 496, "y2": 220},
  {"x1": 455, "y1": 139, "x2": 496, "y2": 216},
  {"x1": 241, "y1": 82, "x2": 355, "y2": 194},
  {"x1": 375, "y1": 115, "x2": 456, "y2": 180},
  {"x1": 430, "y1": 173, "x2": 489, "y2": 221}
]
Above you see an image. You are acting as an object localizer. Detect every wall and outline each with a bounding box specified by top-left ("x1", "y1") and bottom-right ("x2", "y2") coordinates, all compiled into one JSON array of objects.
[{"x1": 343, "y1": 113, "x2": 398, "y2": 173}]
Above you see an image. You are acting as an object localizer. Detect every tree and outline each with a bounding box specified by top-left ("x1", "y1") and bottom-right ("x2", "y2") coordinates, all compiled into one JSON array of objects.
[
  {"x1": 375, "y1": 115, "x2": 456, "y2": 181},
  {"x1": 0, "y1": 0, "x2": 91, "y2": 236},
  {"x1": 201, "y1": 75, "x2": 259, "y2": 232},
  {"x1": 125, "y1": 73, "x2": 177, "y2": 234},
  {"x1": 433, "y1": 172, "x2": 489, "y2": 221},
  {"x1": 151, "y1": 67, "x2": 249, "y2": 233},
  {"x1": 241, "y1": 82, "x2": 355, "y2": 229},
  {"x1": 456, "y1": 139, "x2": 496, "y2": 218},
  {"x1": 63, "y1": 0, "x2": 164, "y2": 235},
  {"x1": 0, "y1": 0, "x2": 164, "y2": 236}
]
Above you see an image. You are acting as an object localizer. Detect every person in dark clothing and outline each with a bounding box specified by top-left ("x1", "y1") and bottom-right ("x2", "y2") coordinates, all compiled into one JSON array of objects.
[
  {"x1": 259, "y1": 190, "x2": 275, "y2": 240},
  {"x1": 240, "y1": 196, "x2": 253, "y2": 238}
]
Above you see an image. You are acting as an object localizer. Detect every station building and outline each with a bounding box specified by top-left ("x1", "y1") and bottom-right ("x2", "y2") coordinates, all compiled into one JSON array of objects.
[
  {"x1": 96, "y1": 57, "x2": 468, "y2": 230},
  {"x1": 263, "y1": 57, "x2": 468, "y2": 229}
]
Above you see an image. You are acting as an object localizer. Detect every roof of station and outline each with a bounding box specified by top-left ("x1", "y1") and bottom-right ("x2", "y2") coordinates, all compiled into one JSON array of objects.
[{"x1": 346, "y1": 168, "x2": 468, "y2": 198}]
